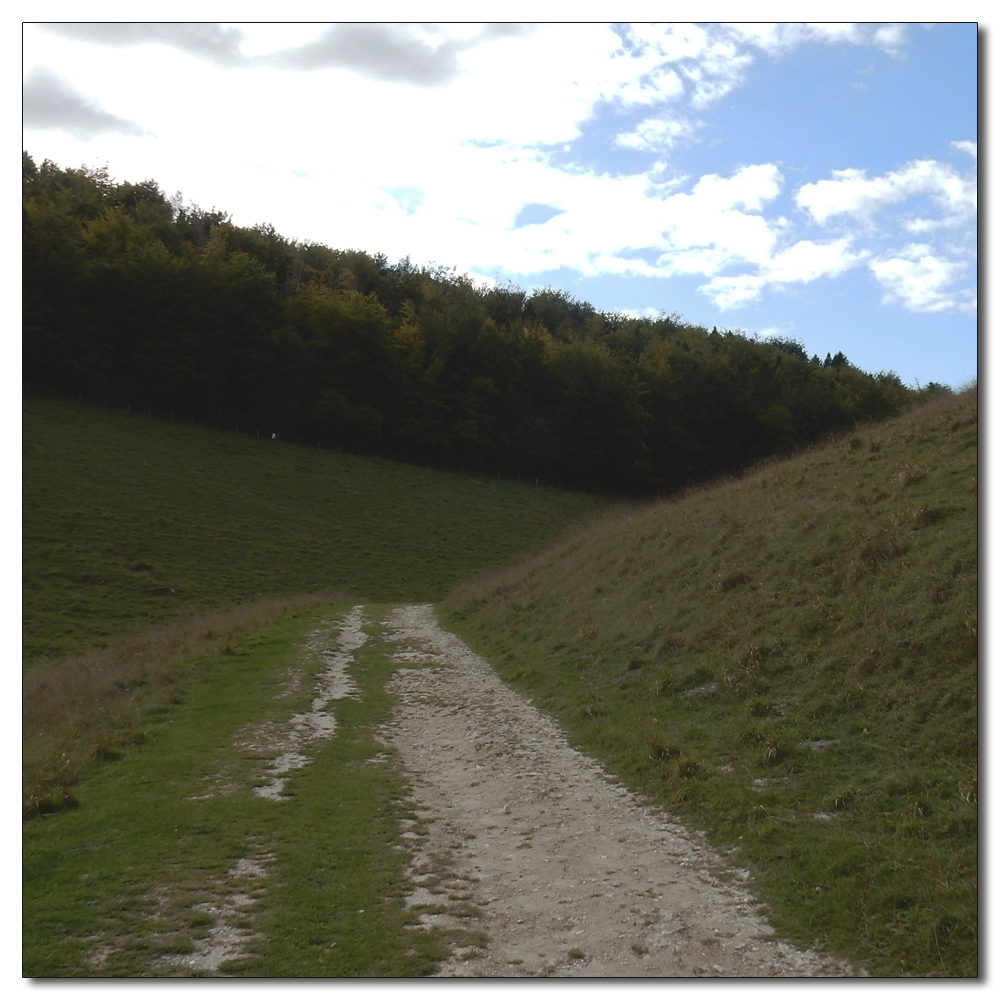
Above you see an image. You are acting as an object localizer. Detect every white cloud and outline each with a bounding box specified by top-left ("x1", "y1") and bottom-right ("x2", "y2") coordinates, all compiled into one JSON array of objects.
[
  {"x1": 698, "y1": 238, "x2": 864, "y2": 309},
  {"x1": 616, "y1": 23, "x2": 755, "y2": 111},
  {"x1": 614, "y1": 116, "x2": 698, "y2": 152},
  {"x1": 603, "y1": 23, "x2": 915, "y2": 169},
  {"x1": 793, "y1": 146, "x2": 976, "y2": 315},
  {"x1": 256, "y1": 23, "x2": 535, "y2": 85},
  {"x1": 725, "y1": 22, "x2": 909, "y2": 57},
  {"x1": 36, "y1": 21, "x2": 248, "y2": 66},
  {"x1": 871, "y1": 23, "x2": 909, "y2": 56},
  {"x1": 652, "y1": 165, "x2": 785, "y2": 275},
  {"x1": 697, "y1": 273, "x2": 769, "y2": 309},
  {"x1": 869, "y1": 244, "x2": 976, "y2": 314},
  {"x1": 767, "y1": 237, "x2": 863, "y2": 283},
  {"x1": 951, "y1": 139, "x2": 977, "y2": 161},
  {"x1": 795, "y1": 156, "x2": 977, "y2": 227}
]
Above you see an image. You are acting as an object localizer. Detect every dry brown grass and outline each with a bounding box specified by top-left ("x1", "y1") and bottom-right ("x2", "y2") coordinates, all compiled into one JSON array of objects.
[
  {"x1": 897, "y1": 463, "x2": 930, "y2": 485},
  {"x1": 23, "y1": 592, "x2": 348, "y2": 816}
]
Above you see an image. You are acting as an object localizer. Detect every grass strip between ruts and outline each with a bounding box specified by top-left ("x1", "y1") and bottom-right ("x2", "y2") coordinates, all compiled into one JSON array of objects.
[{"x1": 23, "y1": 604, "x2": 460, "y2": 978}]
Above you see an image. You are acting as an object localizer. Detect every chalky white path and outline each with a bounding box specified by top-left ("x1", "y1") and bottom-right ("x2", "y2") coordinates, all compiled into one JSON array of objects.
[{"x1": 381, "y1": 603, "x2": 861, "y2": 978}]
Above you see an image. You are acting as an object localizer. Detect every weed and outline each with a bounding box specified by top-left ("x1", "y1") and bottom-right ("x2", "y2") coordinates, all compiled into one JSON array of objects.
[
  {"x1": 644, "y1": 736, "x2": 681, "y2": 761},
  {"x1": 897, "y1": 463, "x2": 929, "y2": 485},
  {"x1": 720, "y1": 572, "x2": 751, "y2": 591},
  {"x1": 740, "y1": 723, "x2": 770, "y2": 747},
  {"x1": 721, "y1": 645, "x2": 763, "y2": 691},
  {"x1": 912, "y1": 505, "x2": 948, "y2": 528},
  {"x1": 676, "y1": 755, "x2": 700, "y2": 780},
  {"x1": 853, "y1": 523, "x2": 907, "y2": 566},
  {"x1": 652, "y1": 672, "x2": 676, "y2": 696}
]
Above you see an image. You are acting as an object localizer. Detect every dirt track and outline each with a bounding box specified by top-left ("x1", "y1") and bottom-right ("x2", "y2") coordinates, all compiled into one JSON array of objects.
[
  {"x1": 377, "y1": 604, "x2": 861, "y2": 978},
  {"x1": 175, "y1": 603, "x2": 861, "y2": 977}
]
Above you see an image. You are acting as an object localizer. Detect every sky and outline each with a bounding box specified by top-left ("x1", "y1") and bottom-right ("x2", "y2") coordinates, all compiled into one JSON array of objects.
[{"x1": 21, "y1": 19, "x2": 978, "y2": 389}]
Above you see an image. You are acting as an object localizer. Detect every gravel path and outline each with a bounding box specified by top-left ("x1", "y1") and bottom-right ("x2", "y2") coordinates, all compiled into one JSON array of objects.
[{"x1": 379, "y1": 603, "x2": 861, "y2": 978}]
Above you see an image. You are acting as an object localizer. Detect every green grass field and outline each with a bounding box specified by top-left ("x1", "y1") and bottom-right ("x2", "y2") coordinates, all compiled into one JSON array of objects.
[
  {"x1": 23, "y1": 395, "x2": 611, "y2": 662},
  {"x1": 445, "y1": 386, "x2": 978, "y2": 976}
]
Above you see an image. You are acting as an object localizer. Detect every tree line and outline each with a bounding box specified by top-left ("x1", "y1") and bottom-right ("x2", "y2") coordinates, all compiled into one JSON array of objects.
[{"x1": 22, "y1": 152, "x2": 945, "y2": 495}]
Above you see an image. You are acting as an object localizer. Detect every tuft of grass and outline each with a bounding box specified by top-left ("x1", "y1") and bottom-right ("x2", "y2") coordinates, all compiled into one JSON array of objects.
[
  {"x1": 897, "y1": 463, "x2": 929, "y2": 485},
  {"x1": 445, "y1": 387, "x2": 977, "y2": 977}
]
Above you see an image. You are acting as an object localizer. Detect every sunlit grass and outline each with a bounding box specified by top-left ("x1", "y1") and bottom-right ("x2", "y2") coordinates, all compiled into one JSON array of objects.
[
  {"x1": 23, "y1": 606, "x2": 458, "y2": 977},
  {"x1": 22, "y1": 594, "x2": 343, "y2": 815},
  {"x1": 445, "y1": 387, "x2": 978, "y2": 977}
]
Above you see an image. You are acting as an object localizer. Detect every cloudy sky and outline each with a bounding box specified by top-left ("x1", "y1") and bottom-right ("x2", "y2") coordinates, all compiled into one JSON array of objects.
[{"x1": 22, "y1": 19, "x2": 978, "y2": 388}]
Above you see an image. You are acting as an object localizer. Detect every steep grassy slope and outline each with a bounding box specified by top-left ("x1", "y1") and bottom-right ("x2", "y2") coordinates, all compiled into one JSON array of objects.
[
  {"x1": 23, "y1": 395, "x2": 612, "y2": 662},
  {"x1": 445, "y1": 387, "x2": 978, "y2": 976}
]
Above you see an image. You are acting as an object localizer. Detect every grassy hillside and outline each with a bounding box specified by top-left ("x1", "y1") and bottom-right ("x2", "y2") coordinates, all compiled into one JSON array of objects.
[
  {"x1": 444, "y1": 387, "x2": 978, "y2": 977},
  {"x1": 23, "y1": 395, "x2": 612, "y2": 662}
]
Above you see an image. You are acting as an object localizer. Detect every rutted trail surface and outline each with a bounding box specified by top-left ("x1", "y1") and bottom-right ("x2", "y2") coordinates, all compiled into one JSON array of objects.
[
  {"x1": 247, "y1": 606, "x2": 366, "y2": 801},
  {"x1": 379, "y1": 604, "x2": 859, "y2": 978}
]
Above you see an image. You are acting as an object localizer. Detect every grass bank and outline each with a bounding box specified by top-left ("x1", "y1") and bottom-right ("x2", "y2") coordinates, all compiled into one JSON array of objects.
[
  {"x1": 23, "y1": 593, "x2": 343, "y2": 814},
  {"x1": 444, "y1": 388, "x2": 978, "y2": 977}
]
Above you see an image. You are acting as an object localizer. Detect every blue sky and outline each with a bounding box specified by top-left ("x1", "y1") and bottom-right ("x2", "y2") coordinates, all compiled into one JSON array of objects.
[{"x1": 22, "y1": 18, "x2": 978, "y2": 388}]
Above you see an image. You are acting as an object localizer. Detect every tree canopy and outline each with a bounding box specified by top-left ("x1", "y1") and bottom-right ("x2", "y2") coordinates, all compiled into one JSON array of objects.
[{"x1": 23, "y1": 152, "x2": 941, "y2": 495}]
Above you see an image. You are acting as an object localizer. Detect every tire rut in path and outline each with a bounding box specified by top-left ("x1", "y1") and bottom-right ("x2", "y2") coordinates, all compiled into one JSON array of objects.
[{"x1": 380, "y1": 603, "x2": 861, "y2": 978}]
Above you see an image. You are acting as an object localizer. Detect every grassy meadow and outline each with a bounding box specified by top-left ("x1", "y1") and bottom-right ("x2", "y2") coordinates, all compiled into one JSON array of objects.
[
  {"x1": 23, "y1": 393, "x2": 610, "y2": 812},
  {"x1": 23, "y1": 394, "x2": 611, "y2": 662},
  {"x1": 23, "y1": 396, "x2": 607, "y2": 977},
  {"x1": 444, "y1": 386, "x2": 978, "y2": 976}
]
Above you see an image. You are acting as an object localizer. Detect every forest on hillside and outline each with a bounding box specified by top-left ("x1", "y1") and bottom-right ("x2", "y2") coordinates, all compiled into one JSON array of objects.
[{"x1": 22, "y1": 152, "x2": 945, "y2": 495}]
